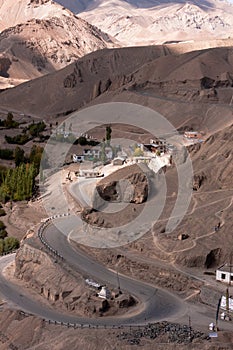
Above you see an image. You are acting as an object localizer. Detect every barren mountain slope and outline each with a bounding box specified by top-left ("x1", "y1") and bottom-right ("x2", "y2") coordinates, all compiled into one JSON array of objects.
[
  {"x1": 162, "y1": 124, "x2": 233, "y2": 268},
  {"x1": 0, "y1": 15, "x2": 113, "y2": 83},
  {"x1": 0, "y1": 309, "x2": 229, "y2": 350},
  {"x1": 0, "y1": 0, "x2": 74, "y2": 32},
  {"x1": 0, "y1": 45, "x2": 171, "y2": 116},
  {"x1": 0, "y1": 44, "x2": 233, "y2": 129},
  {"x1": 57, "y1": 0, "x2": 233, "y2": 45},
  {"x1": 0, "y1": 0, "x2": 115, "y2": 87}
]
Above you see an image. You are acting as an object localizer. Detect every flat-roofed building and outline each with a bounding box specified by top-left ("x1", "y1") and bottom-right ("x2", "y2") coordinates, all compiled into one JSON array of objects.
[
  {"x1": 184, "y1": 131, "x2": 202, "y2": 139},
  {"x1": 216, "y1": 264, "x2": 233, "y2": 285}
]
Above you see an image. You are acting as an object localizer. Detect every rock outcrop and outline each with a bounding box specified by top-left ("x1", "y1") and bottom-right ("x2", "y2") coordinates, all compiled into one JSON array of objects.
[
  {"x1": 0, "y1": 57, "x2": 11, "y2": 78},
  {"x1": 80, "y1": 165, "x2": 149, "y2": 228},
  {"x1": 193, "y1": 173, "x2": 206, "y2": 191},
  {"x1": 0, "y1": 0, "x2": 115, "y2": 84},
  {"x1": 96, "y1": 172, "x2": 148, "y2": 205},
  {"x1": 15, "y1": 240, "x2": 137, "y2": 316},
  {"x1": 15, "y1": 242, "x2": 89, "y2": 313}
]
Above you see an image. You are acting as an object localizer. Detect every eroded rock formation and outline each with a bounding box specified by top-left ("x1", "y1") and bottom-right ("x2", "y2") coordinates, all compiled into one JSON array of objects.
[{"x1": 96, "y1": 172, "x2": 148, "y2": 205}]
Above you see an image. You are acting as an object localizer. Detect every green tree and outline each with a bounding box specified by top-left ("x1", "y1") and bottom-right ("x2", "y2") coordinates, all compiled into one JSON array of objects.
[
  {"x1": 106, "y1": 126, "x2": 112, "y2": 145},
  {"x1": 0, "y1": 221, "x2": 6, "y2": 230},
  {"x1": 100, "y1": 141, "x2": 107, "y2": 163},
  {"x1": 3, "y1": 237, "x2": 20, "y2": 253},
  {"x1": 0, "y1": 208, "x2": 6, "y2": 216},
  {"x1": 0, "y1": 163, "x2": 36, "y2": 202},
  {"x1": 0, "y1": 148, "x2": 14, "y2": 160},
  {"x1": 5, "y1": 112, "x2": 13, "y2": 127},
  {"x1": 0, "y1": 239, "x2": 4, "y2": 255},
  {"x1": 29, "y1": 145, "x2": 48, "y2": 172},
  {"x1": 78, "y1": 136, "x2": 87, "y2": 145},
  {"x1": 14, "y1": 146, "x2": 25, "y2": 166},
  {"x1": 4, "y1": 112, "x2": 19, "y2": 128},
  {"x1": 29, "y1": 145, "x2": 43, "y2": 171},
  {"x1": 0, "y1": 230, "x2": 7, "y2": 239},
  {"x1": 5, "y1": 134, "x2": 30, "y2": 145},
  {"x1": 28, "y1": 121, "x2": 46, "y2": 137}
]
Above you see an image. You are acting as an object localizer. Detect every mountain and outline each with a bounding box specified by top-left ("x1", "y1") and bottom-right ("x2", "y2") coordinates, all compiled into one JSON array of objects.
[
  {"x1": 0, "y1": 42, "x2": 232, "y2": 271},
  {"x1": 0, "y1": 0, "x2": 115, "y2": 88},
  {"x1": 0, "y1": 43, "x2": 233, "y2": 132},
  {"x1": 55, "y1": 0, "x2": 233, "y2": 45},
  {"x1": 0, "y1": 45, "x2": 167, "y2": 116}
]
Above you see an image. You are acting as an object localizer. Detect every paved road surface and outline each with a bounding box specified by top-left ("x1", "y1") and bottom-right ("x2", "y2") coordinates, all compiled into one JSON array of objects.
[
  {"x1": 0, "y1": 233, "x2": 184, "y2": 326},
  {"x1": 42, "y1": 221, "x2": 185, "y2": 325},
  {"x1": 0, "y1": 237, "x2": 232, "y2": 331}
]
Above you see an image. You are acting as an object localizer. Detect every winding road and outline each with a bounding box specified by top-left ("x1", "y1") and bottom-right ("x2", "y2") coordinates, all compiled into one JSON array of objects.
[
  {"x1": 0, "y1": 218, "x2": 185, "y2": 327},
  {"x1": 43, "y1": 220, "x2": 185, "y2": 325},
  {"x1": 0, "y1": 179, "x2": 231, "y2": 327}
]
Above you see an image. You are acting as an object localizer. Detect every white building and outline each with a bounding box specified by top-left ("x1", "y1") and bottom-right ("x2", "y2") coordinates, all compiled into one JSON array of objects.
[
  {"x1": 216, "y1": 264, "x2": 233, "y2": 285},
  {"x1": 83, "y1": 146, "x2": 113, "y2": 160},
  {"x1": 83, "y1": 147, "x2": 100, "y2": 158},
  {"x1": 220, "y1": 295, "x2": 233, "y2": 312},
  {"x1": 184, "y1": 131, "x2": 201, "y2": 139},
  {"x1": 78, "y1": 169, "x2": 103, "y2": 178},
  {"x1": 73, "y1": 154, "x2": 84, "y2": 162},
  {"x1": 98, "y1": 286, "x2": 111, "y2": 299}
]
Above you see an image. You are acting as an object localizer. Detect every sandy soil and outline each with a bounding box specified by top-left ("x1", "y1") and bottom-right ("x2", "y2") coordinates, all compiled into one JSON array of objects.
[
  {"x1": 1, "y1": 200, "x2": 46, "y2": 241},
  {"x1": 0, "y1": 308, "x2": 228, "y2": 350}
]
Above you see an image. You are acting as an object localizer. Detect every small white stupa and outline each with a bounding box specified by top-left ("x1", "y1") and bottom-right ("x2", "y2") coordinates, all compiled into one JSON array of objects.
[{"x1": 98, "y1": 286, "x2": 111, "y2": 299}]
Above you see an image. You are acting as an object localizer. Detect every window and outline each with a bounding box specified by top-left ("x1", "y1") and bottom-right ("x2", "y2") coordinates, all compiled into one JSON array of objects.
[
  {"x1": 231, "y1": 275, "x2": 233, "y2": 281},
  {"x1": 221, "y1": 273, "x2": 226, "y2": 280}
]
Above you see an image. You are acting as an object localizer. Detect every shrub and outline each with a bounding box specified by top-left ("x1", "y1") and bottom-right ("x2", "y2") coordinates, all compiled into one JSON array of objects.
[
  {"x1": 0, "y1": 221, "x2": 6, "y2": 230},
  {"x1": 78, "y1": 136, "x2": 88, "y2": 145},
  {"x1": 0, "y1": 163, "x2": 36, "y2": 202},
  {"x1": 14, "y1": 146, "x2": 25, "y2": 166},
  {"x1": 28, "y1": 121, "x2": 46, "y2": 137},
  {"x1": 0, "y1": 239, "x2": 3, "y2": 255},
  {"x1": 5, "y1": 134, "x2": 31, "y2": 145},
  {"x1": 0, "y1": 112, "x2": 19, "y2": 128},
  {"x1": 0, "y1": 208, "x2": 6, "y2": 216},
  {"x1": 0, "y1": 148, "x2": 14, "y2": 160},
  {"x1": 3, "y1": 237, "x2": 20, "y2": 253},
  {"x1": 0, "y1": 230, "x2": 7, "y2": 239}
]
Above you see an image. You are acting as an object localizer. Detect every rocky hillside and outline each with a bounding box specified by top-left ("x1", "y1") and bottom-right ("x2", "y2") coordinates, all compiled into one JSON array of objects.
[
  {"x1": 190, "y1": 124, "x2": 233, "y2": 191},
  {"x1": 96, "y1": 171, "x2": 148, "y2": 204},
  {"x1": 15, "y1": 240, "x2": 136, "y2": 317},
  {"x1": 1, "y1": 43, "x2": 233, "y2": 128},
  {"x1": 165, "y1": 123, "x2": 233, "y2": 268},
  {"x1": 0, "y1": 309, "x2": 225, "y2": 350},
  {"x1": 0, "y1": 0, "x2": 64, "y2": 32},
  {"x1": 0, "y1": 45, "x2": 168, "y2": 116},
  {"x1": 81, "y1": 164, "x2": 149, "y2": 228},
  {"x1": 56, "y1": 0, "x2": 233, "y2": 45},
  {"x1": 0, "y1": 0, "x2": 115, "y2": 86},
  {"x1": 0, "y1": 15, "x2": 113, "y2": 82}
]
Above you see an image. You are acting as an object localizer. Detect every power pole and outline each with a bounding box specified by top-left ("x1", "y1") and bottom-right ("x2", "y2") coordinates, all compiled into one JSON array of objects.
[
  {"x1": 226, "y1": 288, "x2": 230, "y2": 321},
  {"x1": 188, "y1": 315, "x2": 191, "y2": 339},
  {"x1": 229, "y1": 251, "x2": 233, "y2": 286},
  {"x1": 230, "y1": 94, "x2": 233, "y2": 106},
  {"x1": 226, "y1": 252, "x2": 233, "y2": 321},
  {"x1": 216, "y1": 297, "x2": 221, "y2": 331},
  {"x1": 116, "y1": 269, "x2": 122, "y2": 294}
]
